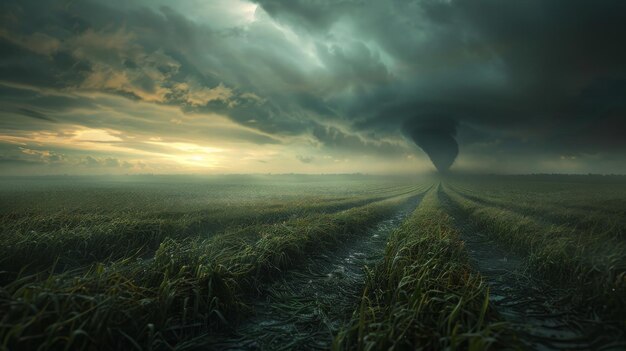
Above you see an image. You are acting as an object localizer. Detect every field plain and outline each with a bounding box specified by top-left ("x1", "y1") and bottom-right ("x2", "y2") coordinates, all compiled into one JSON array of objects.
[{"x1": 0, "y1": 174, "x2": 624, "y2": 350}]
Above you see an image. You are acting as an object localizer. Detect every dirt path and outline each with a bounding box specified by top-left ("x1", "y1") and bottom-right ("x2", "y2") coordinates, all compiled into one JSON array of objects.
[
  {"x1": 207, "y1": 195, "x2": 423, "y2": 350},
  {"x1": 438, "y1": 185, "x2": 625, "y2": 350}
]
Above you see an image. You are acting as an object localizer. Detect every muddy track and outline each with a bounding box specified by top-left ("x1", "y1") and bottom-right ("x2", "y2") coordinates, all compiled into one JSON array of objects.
[
  {"x1": 437, "y1": 185, "x2": 625, "y2": 351},
  {"x1": 206, "y1": 194, "x2": 424, "y2": 350}
]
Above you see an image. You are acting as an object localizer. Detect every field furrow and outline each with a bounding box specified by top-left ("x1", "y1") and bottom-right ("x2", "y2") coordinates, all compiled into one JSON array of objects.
[
  {"x1": 206, "y1": 194, "x2": 423, "y2": 350},
  {"x1": 443, "y1": 184, "x2": 626, "y2": 317},
  {"x1": 335, "y1": 186, "x2": 511, "y2": 350},
  {"x1": 0, "y1": 182, "x2": 423, "y2": 278},
  {"x1": 2, "y1": 175, "x2": 625, "y2": 350},
  {"x1": 446, "y1": 183, "x2": 625, "y2": 239},
  {"x1": 0, "y1": 183, "x2": 431, "y2": 350},
  {"x1": 437, "y1": 186, "x2": 626, "y2": 350}
]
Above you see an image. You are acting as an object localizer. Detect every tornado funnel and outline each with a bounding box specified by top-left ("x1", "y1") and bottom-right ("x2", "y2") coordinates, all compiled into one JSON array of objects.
[{"x1": 404, "y1": 118, "x2": 459, "y2": 173}]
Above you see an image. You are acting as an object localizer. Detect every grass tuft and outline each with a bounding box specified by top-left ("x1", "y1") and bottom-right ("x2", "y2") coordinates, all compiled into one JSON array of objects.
[{"x1": 335, "y1": 187, "x2": 513, "y2": 350}]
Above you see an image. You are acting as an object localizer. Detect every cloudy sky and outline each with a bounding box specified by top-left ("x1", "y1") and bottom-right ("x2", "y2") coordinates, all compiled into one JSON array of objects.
[{"x1": 0, "y1": 0, "x2": 624, "y2": 175}]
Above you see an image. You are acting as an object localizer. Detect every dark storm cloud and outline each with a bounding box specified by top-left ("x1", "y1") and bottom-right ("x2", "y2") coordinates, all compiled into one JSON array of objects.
[
  {"x1": 253, "y1": 0, "x2": 626, "y2": 169},
  {"x1": 1, "y1": 0, "x2": 625, "y2": 172},
  {"x1": 312, "y1": 124, "x2": 407, "y2": 157},
  {"x1": 0, "y1": 0, "x2": 316, "y2": 134}
]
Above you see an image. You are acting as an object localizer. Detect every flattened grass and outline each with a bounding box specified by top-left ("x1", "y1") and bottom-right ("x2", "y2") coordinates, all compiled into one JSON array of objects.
[
  {"x1": 441, "y1": 184, "x2": 626, "y2": 322},
  {"x1": 335, "y1": 187, "x2": 510, "y2": 351},
  {"x1": 0, "y1": 177, "x2": 421, "y2": 278},
  {"x1": 447, "y1": 182, "x2": 625, "y2": 240},
  {"x1": 0, "y1": 190, "x2": 426, "y2": 350}
]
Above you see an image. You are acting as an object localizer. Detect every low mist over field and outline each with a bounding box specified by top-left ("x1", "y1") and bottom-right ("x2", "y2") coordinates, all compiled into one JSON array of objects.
[{"x1": 1, "y1": 0, "x2": 625, "y2": 175}]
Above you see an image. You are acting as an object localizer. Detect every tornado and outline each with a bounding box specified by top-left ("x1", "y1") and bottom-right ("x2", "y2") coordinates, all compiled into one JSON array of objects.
[{"x1": 403, "y1": 118, "x2": 459, "y2": 173}]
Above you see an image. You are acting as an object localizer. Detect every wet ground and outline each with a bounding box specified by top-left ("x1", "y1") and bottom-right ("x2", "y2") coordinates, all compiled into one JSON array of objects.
[
  {"x1": 438, "y1": 187, "x2": 625, "y2": 351},
  {"x1": 207, "y1": 195, "x2": 423, "y2": 350}
]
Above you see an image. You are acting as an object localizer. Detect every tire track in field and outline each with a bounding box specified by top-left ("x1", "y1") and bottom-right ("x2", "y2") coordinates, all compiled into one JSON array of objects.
[
  {"x1": 206, "y1": 194, "x2": 425, "y2": 350},
  {"x1": 438, "y1": 185, "x2": 625, "y2": 351}
]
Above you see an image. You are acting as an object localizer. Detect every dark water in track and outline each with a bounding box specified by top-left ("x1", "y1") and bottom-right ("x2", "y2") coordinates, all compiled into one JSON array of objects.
[
  {"x1": 207, "y1": 195, "x2": 423, "y2": 350},
  {"x1": 438, "y1": 186, "x2": 625, "y2": 351}
]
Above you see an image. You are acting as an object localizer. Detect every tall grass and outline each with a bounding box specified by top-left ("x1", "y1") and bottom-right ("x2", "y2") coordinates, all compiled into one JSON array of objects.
[
  {"x1": 334, "y1": 187, "x2": 511, "y2": 350},
  {"x1": 0, "y1": 180, "x2": 422, "y2": 278},
  {"x1": 441, "y1": 185, "x2": 626, "y2": 322},
  {"x1": 446, "y1": 175, "x2": 626, "y2": 215},
  {"x1": 0, "y1": 190, "x2": 426, "y2": 350},
  {"x1": 447, "y1": 182, "x2": 625, "y2": 239}
]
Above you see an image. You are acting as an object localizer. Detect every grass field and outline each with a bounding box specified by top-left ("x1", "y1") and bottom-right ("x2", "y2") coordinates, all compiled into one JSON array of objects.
[{"x1": 0, "y1": 174, "x2": 625, "y2": 350}]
